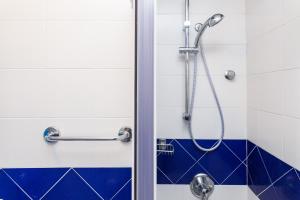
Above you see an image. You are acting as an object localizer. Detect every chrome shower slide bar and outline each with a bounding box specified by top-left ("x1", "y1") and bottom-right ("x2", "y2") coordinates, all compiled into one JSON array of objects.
[{"x1": 43, "y1": 126, "x2": 132, "y2": 143}]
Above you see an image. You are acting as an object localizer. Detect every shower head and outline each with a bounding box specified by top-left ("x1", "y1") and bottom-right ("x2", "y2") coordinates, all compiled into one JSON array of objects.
[
  {"x1": 194, "y1": 14, "x2": 224, "y2": 48},
  {"x1": 207, "y1": 13, "x2": 224, "y2": 27}
]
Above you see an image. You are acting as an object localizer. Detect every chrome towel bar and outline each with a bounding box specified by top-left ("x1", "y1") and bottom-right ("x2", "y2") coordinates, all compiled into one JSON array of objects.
[{"x1": 43, "y1": 126, "x2": 132, "y2": 143}]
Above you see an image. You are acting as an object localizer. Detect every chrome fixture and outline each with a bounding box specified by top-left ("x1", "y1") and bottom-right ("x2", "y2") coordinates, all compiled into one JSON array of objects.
[
  {"x1": 190, "y1": 174, "x2": 214, "y2": 200},
  {"x1": 43, "y1": 127, "x2": 132, "y2": 143},
  {"x1": 194, "y1": 14, "x2": 224, "y2": 48},
  {"x1": 182, "y1": 0, "x2": 191, "y2": 121},
  {"x1": 224, "y1": 70, "x2": 236, "y2": 80},
  {"x1": 179, "y1": 0, "x2": 225, "y2": 152},
  {"x1": 157, "y1": 139, "x2": 174, "y2": 155}
]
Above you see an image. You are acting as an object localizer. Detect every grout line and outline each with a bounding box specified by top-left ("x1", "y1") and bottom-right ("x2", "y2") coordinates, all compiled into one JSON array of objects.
[
  {"x1": 270, "y1": 168, "x2": 293, "y2": 186},
  {"x1": 257, "y1": 168, "x2": 293, "y2": 197},
  {"x1": 197, "y1": 163, "x2": 219, "y2": 185},
  {"x1": 295, "y1": 169, "x2": 300, "y2": 181},
  {"x1": 1, "y1": 169, "x2": 33, "y2": 200},
  {"x1": 247, "y1": 106, "x2": 300, "y2": 120},
  {"x1": 174, "y1": 161, "x2": 198, "y2": 184},
  {"x1": 221, "y1": 162, "x2": 244, "y2": 184},
  {"x1": 256, "y1": 148, "x2": 273, "y2": 184},
  {"x1": 247, "y1": 66, "x2": 300, "y2": 76},
  {"x1": 157, "y1": 167, "x2": 174, "y2": 184},
  {"x1": 247, "y1": 167, "x2": 254, "y2": 186},
  {"x1": 175, "y1": 139, "x2": 197, "y2": 161},
  {"x1": 39, "y1": 168, "x2": 72, "y2": 200},
  {"x1": 222, "y1": 141, "x2": 244, "y2": 163},
  {"x1": 245, "y1": 146, "x2": 257, "y2": 161},
  {"x1": 110, "y1": 178, "x2": 131, "y2": 200},
  {"x1": 72, "y1": 169, "x2": 104, "y2": 200}
]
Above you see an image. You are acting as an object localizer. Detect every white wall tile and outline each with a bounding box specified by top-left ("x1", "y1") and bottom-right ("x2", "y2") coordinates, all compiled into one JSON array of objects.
[
  {"x1": 283, "y1": 0, "x2": 300, "y2": 22},
  {"x1": 157, "y1": 14, "x2": 246, "y2": 45},
  {"x1": 247, "y1": 27, "x2": 284, "y2": 74},
  {"x1": 157, "y1": 0, "x2": 245, "y2": 15},
  {"x1": 247, "y1": 108, "x2": 260, "y2": 145},
  {"x1": 257, "y1": 112, "x2": 285, "y2": 159},
  {"x1": 157, "y1": 107, "x2": 246, "y2": 139},
  {"x1": 0, "y1": 0, "x2": 135, "y2": 170},
  {"x1": 0, "y1": 0, "x2": 45, "y2": 20},
  {"x1": 246, "y1": 0, "x2": 300, "y2": 175},
  {"x1": 248, "y1": 188, "x2": 259, "y2": 200},
  {"x1": 283, "y1": 19, "x2": 300, "y2": 69},
  {"x1": 157, "y1": 185, "x2": 248, "y2": 200},
  {"x1": 45, "y1": 0, "x2": 134, "y2": 21},
  {"x1": 157, "y1": 44, "x2": 246, "y2": 76},
  {"x1": 0, "y1": 21, "x2": 134, "y2": 69},
  {"x1": 157, "y1": 75, "x2": 246, "y2": 108},
  {"x1": 283, "y1": 69, "x2": 300, "y2": 118},
  {"x1": 45, "y1": 21, "x2": 134, "y2": 68},
  {"x1": 259, "y1": 72, "x2": 285, "y2": 114},
  {"x1": 0, "y1": 21, "x2": 46, "y2": 68},
  {"x1": 0, "y1": 69, "x2": 134, "y2": 117},
  {"x1": 246, "y1": 0, "x2": 284, "y2": 39},
  {"x1": 282, "y1": 117, "x2": 300, "y2": 170}
]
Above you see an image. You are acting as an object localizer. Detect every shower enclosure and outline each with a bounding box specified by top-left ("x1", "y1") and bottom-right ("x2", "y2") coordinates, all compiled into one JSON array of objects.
[{"x1": 155, "y1": 0, "x2": 300, "y2": 199}]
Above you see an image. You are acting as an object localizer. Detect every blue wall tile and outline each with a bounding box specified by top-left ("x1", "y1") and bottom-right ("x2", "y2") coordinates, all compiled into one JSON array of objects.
[
  {"x1": 0, "y1": 170, "x2": 31, "y2": 200},
  {"x1": 42, "y1": 169, "x2": 102, "y2": 200},
  {"x1": 273, "y1": 169, "x2": 300, "y2": 200},
  {"x1": 248, "y1": 140, "x2": 300, "y2": 200},
  {"x1": 110, "y1": 180, "x2": 132, "y2": 200},
  {"x1": 157, "y1": 140, "x2": 196, "y2": 183},
  {"x1": 248, "y1": 147, "x2": 272, "y2": 195},
  {"x1": 157, "y1": 139, "x2": 247, "y2": 185},
  {"x1": 4, "y1": 168, "x2": 69, "y2": 199},
  {"x1": 0, "y1": 168, "x2": 132, "y2": 200},
  {"x1": 74, "y1": 168, "x2": 131, "y2": 200}
]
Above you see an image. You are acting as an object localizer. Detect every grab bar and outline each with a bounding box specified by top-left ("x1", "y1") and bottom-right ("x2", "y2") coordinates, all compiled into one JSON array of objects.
[{"x1": 43, "y1": 126, "x2": 132, "y2": 143}]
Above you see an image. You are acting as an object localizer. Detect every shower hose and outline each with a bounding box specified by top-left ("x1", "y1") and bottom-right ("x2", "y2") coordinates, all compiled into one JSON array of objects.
[{"x1": 187, "y1": 41, "x2": 225, "y2": 152}]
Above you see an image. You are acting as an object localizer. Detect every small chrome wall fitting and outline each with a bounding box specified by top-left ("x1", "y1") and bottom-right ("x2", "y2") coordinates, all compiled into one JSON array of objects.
[{"x1": 224, "y1": 70, "x2": 236, "y2": 80}]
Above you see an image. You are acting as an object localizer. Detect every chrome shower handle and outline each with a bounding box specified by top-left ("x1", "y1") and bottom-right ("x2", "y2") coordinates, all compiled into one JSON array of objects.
[{"x1": 43, "y1": 126, "x2": 132, "y2": 143}]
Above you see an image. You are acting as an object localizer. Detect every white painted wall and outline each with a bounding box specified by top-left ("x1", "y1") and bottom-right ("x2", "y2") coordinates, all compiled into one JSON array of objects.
[
  {"x1": 156, "y1": 0, "x2": 247, "y2": 140},
  {"x1": 157, "y1": 185, "x2": 248, "y2": 200},
  {"x1": 155, "y1": 0, "x2": 247, "y2": 199},
  {"x1": 246, "y1": 0, "x2": 300, "y2": 171},
  {"x1": 0, "y1": 0, "x2": 135, "y2": 168}
]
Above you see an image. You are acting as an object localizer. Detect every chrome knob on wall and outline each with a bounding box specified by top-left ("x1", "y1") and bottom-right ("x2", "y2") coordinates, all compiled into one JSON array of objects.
[
  {"x1": 225, "y1": 70, "x2": 236, "y2": 80},
  {"x1": 190, "y1": 174, "x2": 214, "y2": 200}
]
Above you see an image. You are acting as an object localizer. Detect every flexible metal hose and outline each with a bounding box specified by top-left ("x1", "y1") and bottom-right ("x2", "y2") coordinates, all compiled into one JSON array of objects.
[{"x1": 187, "y1": 41, "x2": 225, "y2": 152}]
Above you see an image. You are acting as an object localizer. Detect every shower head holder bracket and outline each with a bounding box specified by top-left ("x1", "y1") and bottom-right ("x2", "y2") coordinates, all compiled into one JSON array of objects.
[{"x1": 179, "y1": 47, "x2": 199, "y2": 54}]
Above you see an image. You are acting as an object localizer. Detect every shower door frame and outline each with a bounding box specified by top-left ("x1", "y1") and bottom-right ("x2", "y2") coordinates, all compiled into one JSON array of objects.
[{"x1": 136, "y1": 0, "x2": 155, "y2": 199}]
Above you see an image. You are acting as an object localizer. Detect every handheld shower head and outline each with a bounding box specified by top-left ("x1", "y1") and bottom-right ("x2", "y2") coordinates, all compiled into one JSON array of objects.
[
  {"x1": 208, "y1": 13, "x2": 224, "y2": 27},
  {"x1": 194, "y1": 14, "x2": 224, "y2": 48}
]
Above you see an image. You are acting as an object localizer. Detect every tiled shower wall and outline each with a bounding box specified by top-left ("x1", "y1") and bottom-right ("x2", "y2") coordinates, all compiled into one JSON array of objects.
[
  {"x1": 156, "y1": 0, "x2": 247, "y2": 199},
  {"x1": 0, "y1": 0, "x2": 135, "y2": 199},
  {"x1": 246, "y1": 0, "x2": 300, "y2": 199}
]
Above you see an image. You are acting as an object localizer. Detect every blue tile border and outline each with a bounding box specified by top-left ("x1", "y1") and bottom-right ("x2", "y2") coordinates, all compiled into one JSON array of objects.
[
  {"x1": 157, "y1": 139, "x2": 247, "y2": 185},
  {"x1": 0, "y1": 168, "x2": 131, "y2": 200},
  {"x1": 247, "y1": 140, "x2": 300, "y2": 200},
  {"x1": 157, "y1": 138, "x2": 300, "y2": 200}
]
